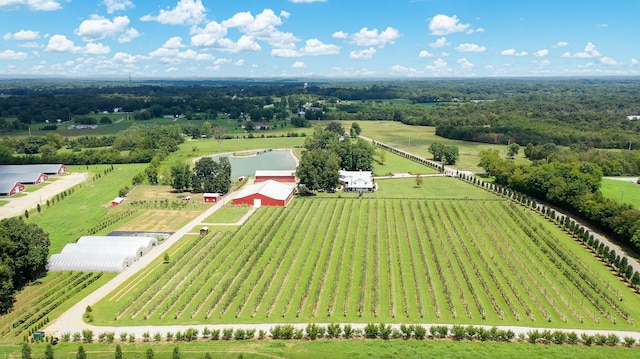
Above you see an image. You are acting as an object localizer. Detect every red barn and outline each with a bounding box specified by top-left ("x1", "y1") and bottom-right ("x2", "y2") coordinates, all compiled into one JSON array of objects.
[
  {"x1": 111, "y1": 197, "x2": 124, "y2": 206},
  {"x1": 203, "y1": 193, "x2": 221, "y2": 203},
  {"x1": 254, "y1": 170, "x2": 296, "y2": 183},
  {"x1": 232, "y1": 180, "x2": 295, "y2": 207}
]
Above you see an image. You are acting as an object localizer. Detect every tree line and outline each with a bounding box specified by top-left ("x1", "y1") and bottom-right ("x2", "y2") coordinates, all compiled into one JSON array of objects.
[
  {"x1": 0, "y1": 218, "x2": 50, "y2": 314},
  {"x1": 169, "y1": 156, "x2": 231, "y2": 194},
  {"x1": 296, "y1": 122, "x2": 375, "y2": 193}
]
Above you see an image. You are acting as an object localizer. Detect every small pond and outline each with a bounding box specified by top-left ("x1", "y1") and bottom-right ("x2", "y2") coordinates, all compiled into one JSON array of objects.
[{"x1": 210, "y1": 149, "x2": 298, "y2": 178}]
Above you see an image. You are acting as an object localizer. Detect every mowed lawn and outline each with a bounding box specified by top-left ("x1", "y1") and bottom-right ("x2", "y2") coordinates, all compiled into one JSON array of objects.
[
  {"x1": 28, "y1": 164, "x2": 146, "y2": 254},
  {"x1": 601, "y1": 178, "x2": 640, "y2": 207},
  {"x1": 356, "y1": 120, "x2": 529, "y2": 172},
  {"x1": 91, "y1": 177, "x2": 640, "y2": 330}
]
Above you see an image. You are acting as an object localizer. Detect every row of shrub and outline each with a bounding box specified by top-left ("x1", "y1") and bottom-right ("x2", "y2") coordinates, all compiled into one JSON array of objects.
[{"x1": 50, "y1": 324, "x2": 638, "y2": 347}]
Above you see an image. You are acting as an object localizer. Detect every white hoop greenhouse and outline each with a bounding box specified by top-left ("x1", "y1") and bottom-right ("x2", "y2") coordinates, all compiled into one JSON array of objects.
[{"x1": 47, "y1": 235, "x2": 159, "y2": 272}]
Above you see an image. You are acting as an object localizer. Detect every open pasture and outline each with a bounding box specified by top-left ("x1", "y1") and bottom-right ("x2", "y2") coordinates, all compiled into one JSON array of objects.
[
  {"x1": 92, "y1": 195, "x2": 640, "y2": 330},
  {"x1": 114, "y1": 209, "x2": 204, "y2": 232},
  {"x1": 601, "y1": 178, "x2": 640, "y2": 207}
]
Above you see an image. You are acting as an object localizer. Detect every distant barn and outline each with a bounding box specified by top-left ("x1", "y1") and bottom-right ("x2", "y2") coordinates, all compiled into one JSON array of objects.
[{"x1": 0, "y1": 181, "x2": 25, "y2": 196}]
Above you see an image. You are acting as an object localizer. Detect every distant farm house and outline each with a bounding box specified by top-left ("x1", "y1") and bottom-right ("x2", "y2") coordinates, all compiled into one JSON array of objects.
[{"x1": 627, "y1": 115, "x2": 640, "y2": 120}]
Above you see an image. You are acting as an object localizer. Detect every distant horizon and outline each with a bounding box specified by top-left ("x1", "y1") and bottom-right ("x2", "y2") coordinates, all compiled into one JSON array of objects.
[{"x1": 1, "y1": 1, "x2": 638, "y2": 79}]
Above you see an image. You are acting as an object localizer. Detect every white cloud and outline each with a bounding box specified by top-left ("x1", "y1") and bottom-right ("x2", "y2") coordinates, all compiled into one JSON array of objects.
[
  {"x1": 213, "y1": 58, "x2": 231, "y2": 65},
  {"x1": 234, "y1": 59, "x2": 244, "y2": 66},
  {"x1": 292, "y1": 61, "x2": 307, "y2": 68},
  {"x1": 501, "y1": 48, "x2": 528, "y2": 56},
  {"x1": 221, "y1": 9, "x2": 299, "y2": 49},
  {"x1": 632, "y1": 59, "x2": 639, "y2": 65},
  {"x1": 191, "y1": 21, "x2": 227, "y2": 48},
  {"x1": 427, "y1": 58, "x2": 447, "y2": 70},
  {"x1": 84, "y1": 42, "x2": 111, "y2": 55},
  {"x1": 350, "y1": 47, "x2": 376, "y2": 60},
  {"x1": 215, "y1": 35, "x2": 262, "y2": 53},
  {"x1": 418, "y1": 50, "x2": 433, "y2": 58},
  {"x1": 599, "y1": 57, "x2": 617, "y2": 65},
  {"x1": 118, "y1": 28, "x2": 140, "y2": 43},
  {"x1": 533, "y1": 49, "x2": 549, "y2": 57},
  {"x1": 45, "y1": 34, "x2": 82, "y2": 53},
  {"x1": 290, "y1": 0, "x2": 327, "y2": 2},
  {"x1": 596, "y1": 23, "x2": 608, "y2": 28},
  {"x1": 457, "y1": 57, "x2": 474, "y2": 70},
  {"x1": 0, "y1": 0, "x2": 62, "y2": 11},
  {"x1": 564, "y1": 42, "x2": 601, "y2": 58},
  {"x1": 429, "y1": 14, "x2": 470, "y2": 35},
  {"x1": 141, "y1": 0, "x2": 206, "y2": 25},
  {"x1": 4, "y1": 29, "x2": 41, "y2": 41},
  {"x1": 75, "y1": 15, "x2": 133, "y2": 42},
  {"x1": 112, "y1": 51, "x2": 147, "y2": 64},
  {"x1": 332, "y1": 31, "x2": 348, "y2": 39},
  {"x1": 163, "y1": 36, "x2": 187, "y2": 49},
  {"x1": 391, "y1": 65, "x2": 417, "y2": 74},
  {"x1": 466, "y1": 27, "x2": 485, "y2": 34},
  {"x1": 0, "y1": 49, "x2": 29, "y2": 60},
  {"x1": 351, "y1": 27, "x2": 400, "y2": 48},
  {"x1": 553, "y1": 41, "x2": 569, "y2": 48},
  {"x1": 45, "y1": 34, "x2": 111, "y2": 55},
  {"x1": 429, "y1": 37, "x2": 450, "y2": 48},
  {"x1": 455, "y1": 43, "x2": 486, "y2": 52},
  {"x1": 272, "y1": 38, "x2": 339, "y2": 57},
  {"x1": 103, "y1": 0, "x2": 133, "y2": 14}
]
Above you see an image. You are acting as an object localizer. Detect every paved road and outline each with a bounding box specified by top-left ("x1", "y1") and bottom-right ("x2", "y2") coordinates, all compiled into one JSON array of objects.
[{"x1": 0, "y1": 172, "x2": 88, "y2": 220}]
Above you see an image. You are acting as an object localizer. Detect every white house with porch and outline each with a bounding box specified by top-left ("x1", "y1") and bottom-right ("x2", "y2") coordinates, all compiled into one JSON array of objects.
[{"x1": 339, "y1": 170, "x2": 375, "y2": 193}]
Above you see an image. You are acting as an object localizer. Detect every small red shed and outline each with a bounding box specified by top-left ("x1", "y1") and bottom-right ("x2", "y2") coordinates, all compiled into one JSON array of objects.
[
  {"x1": 232, "y1": 180, "x2": 295, "y2": 207},
  {"x1": 111, "y1": 197, "x2": 124, "y2": 206},
  {"x1": 203, "y1": 193, "x2": 221, "y2": 203},
  {"x1": 254, "y1": 170, "x2": 296, "y2": 183}
]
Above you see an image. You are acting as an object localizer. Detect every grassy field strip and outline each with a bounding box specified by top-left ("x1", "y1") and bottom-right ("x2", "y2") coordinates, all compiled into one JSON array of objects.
[
  {"x1": 425, "y1": 201, "x2": 469, "y2": 318},
  {"x1": 503, "y1": 204, "x2": 626, "y2": 324},
  {"x1": 358, "y1": 201, "x2": 372, "y2": 318},
  {"x1": 323, "y1": 199, "x2": 353, "y2": 317},
  {"x1": 390, "y1": 201, "x2": 412, "y2": 318},
  {"x1": 396, "y1": 201, "x2": 425, "y2": 318},
  {"x1": 464, "y1": 202, "x2": 556, "y2": 322},
  {"x1": 404, "y1": 202, "x2": 439, "y2": 318},
  {"x1": 204, "y1": 208, "x2": 284, "y2": 319},
  {"x1": 339, "y1": 200, "x2": 361, "y2": 317},
  {"x1": 215, "y1": 207, "x2": 287, "y2": 319},
  {"x1": 279, "y1": 200, "x2": 331, "y2": 318},
  {"x1": 291, "y1": 200, "x2": 336, "y2": 318},
  {"x1": 262, "y1": 201, "x2": 315, "y2": 318},
  {"x1": 491, "y1": 203, "x2": 602, "y2": 323},
  {"x1": 309, "y1": 199, "x2": 345, "y2": 318},
  {"x1": 246, "y1": 201, "x2": 310, "y2": 318}
]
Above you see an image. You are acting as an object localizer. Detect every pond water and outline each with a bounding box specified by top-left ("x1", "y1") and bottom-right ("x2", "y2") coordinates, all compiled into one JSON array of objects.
[{"x1": 210, "y1": 149, "x2": 298, "y2": 178}]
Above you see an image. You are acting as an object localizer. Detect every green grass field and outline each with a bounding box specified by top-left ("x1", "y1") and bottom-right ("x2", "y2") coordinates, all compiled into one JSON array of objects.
[
  {"x1": 91, "y1": 177, "x2": 640, "y2": 330},
  {"x1": 357, "y1": 120, "x2": 528, "y2": 171},
  {"x1": 601, "y1": 178, "x2": 640, "y2": 207},
  {"x1": 203, "y1": 205, "x2": 251, "y2": 223},
  {"x1": 2, "y1": 338, "x2": 638, "y2": 359}
]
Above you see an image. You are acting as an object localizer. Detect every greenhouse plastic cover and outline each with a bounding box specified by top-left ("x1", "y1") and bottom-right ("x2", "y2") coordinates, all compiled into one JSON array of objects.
[{"x1": 48, "y1": 236, "x2": 158, "y2": 272}]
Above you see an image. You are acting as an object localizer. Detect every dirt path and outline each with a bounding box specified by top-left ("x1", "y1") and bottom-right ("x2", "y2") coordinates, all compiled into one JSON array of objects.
[{"x1": 0, "y1": 172, "x2": 88, "y2": 220}]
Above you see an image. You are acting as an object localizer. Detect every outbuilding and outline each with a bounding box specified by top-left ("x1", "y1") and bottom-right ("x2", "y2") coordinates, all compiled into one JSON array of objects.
[
  {"x1": 339, "y1": 170, "x2": 375, "y2": 193},
  {"x1": 232, "y1": 180, "x2": 295, "y2": 207},
  {"x1": 255, "y1": 170, "x2": 297, "y2": 183},
  {"x1": 111, "y1": 197, "x2": 124, "y2": 206},
  {"x1": 203, "y1": 193, "x2": 221, "y2": 203},
  {"x1": 0, "y1": 181, "x2": 25, "y2": 196}
]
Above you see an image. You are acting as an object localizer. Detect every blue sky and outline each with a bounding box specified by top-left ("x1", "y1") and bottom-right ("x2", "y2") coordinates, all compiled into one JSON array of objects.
[{"x1": 0, "y1": 0, "x2": 638, "y2": 79}]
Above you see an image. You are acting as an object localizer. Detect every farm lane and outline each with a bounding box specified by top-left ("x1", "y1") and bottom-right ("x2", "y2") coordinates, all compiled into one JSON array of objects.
[
  {"x1": 0, "y1": 172, "x2": 88, "y2": 220},
  {"x1": 359, "y1": 136, "x2": 640, "y2": 275},
  {"x1": 45, "y1": 186, "x2": 250, "y2": 337}
]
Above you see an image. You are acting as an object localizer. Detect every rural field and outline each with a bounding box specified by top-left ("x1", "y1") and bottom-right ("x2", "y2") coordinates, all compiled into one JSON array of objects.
[{"x1": 90, "y1": 176, "x2": 640, "y2": 331}]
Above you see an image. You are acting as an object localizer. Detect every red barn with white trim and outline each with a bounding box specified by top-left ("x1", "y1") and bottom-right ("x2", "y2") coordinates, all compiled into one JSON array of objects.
[
  {"x1": 0, "y1": 182, "x2": 25, "y2": 196},
  {"x1": 254, "y1": 170, "x2": 296, "y2": 183},
  {"x1": 232, "y1": 180, "x2": 295, "y2": 207}
]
